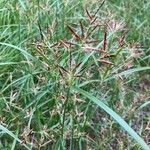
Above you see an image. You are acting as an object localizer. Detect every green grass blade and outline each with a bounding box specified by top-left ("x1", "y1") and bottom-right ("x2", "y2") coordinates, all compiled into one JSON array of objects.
[
  {"x1": 0, "y1": 62, "x2": 18, "y2": 65},
  {"x1": 75, "y1": 52, "x2": 94, "y2": 75},
  {"x1": 11, "y1": 129, "x2": 19, "y2": 150},
  {"x1": 0, "y1": 42, "x2": 34, "y2": 60},
  {"x1": 78, "y1": 67, "x2": 150, "y2": 87},
  {"x1": 105, "y1": 67, "x2": 150, "y2": 82},
  {"x1": 0, "y1": 124, "x2": 30, "y2": 149},
  {"x1": 138, "y1": 99, "x2": 150, "y2": 110},
  {"x1": 0, "y1": 62, "x2": 28, "y2": 66},
  {"x1": 18, "y1": 0, "x2": 27, "y2": 10},
  {"x1": 72, "y1": 87, "x2": 150, "y2": 150}
]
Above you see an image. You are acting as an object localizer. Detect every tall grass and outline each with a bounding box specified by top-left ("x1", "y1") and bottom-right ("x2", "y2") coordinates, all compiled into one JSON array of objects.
[{"x1": 0, "y1": 0, "x2": 149, "y2": 149}]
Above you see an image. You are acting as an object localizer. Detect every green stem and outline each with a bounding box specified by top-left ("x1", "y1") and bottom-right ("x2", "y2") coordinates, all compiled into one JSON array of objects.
[
  {"x1": 70, "y1": 113, "x2": 74, "y2": 150},
  {"x1": 61, "y1": 87, "x2": 70, "y2": 139}
]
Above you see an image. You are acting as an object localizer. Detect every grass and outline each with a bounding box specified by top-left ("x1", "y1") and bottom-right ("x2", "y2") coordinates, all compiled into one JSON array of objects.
[{"x1": 0, "y1": 0, "x2": 150, "y2": 149}]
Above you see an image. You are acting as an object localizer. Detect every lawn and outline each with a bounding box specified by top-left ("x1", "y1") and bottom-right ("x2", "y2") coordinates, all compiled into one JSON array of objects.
[{"x1": 0, "y1": 0, "x2": 150, "y2": 149}]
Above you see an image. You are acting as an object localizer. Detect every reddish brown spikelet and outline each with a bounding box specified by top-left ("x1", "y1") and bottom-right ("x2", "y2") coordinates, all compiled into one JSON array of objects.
[
  {"x1": 117, "y1": 35, "x2": 125, "y2": 47},
  {"x1": 86, "y1": 39, "x2": 100, "y2": 44},
  {"x1": 98, "y1": 59, "x2": 114, "y2": 65},
  {"x1": 79, "y1": 20, "x2": 84, "y2": 38},
  {"x1": 57, "y1": 64, "x2": 68, "y2": 73},
  {"x1": 90, "y1": 17, "x2": 98, "y2": 25},
  {"x1": 67, "y1": 25, "x2": 81, "y2": 40},
  {"x1": 93, "y1": 0, "x2": 105, "y2": 18},
  {"x1": 101, "y1": 54, "x2": 116, "y2": 58},
  {"x1": 64, "y1": 41, "x2": 76, "y2": 46},
  {"x1": 37, "y1": 21, "x2": 44, "y2": 40},
  {"x1": 75, "y1": 61, "x2": 82, "y2": 69},
  {"x1": 50, "y1": 42, "x2": 61, "y2": 48},
  {"x1": 85, "y1": 7, "x2": 92, "y2": 21},
  {"x1": 58, "y1": 69, "x2": 64, "y2": 78},
  {"x1": 85, "y1": 25, "x2": 98, "y2": 39},
  {"x1": 103, "y1": 30, "x2": 107, "y2": 51},
  {"x1": 59, "y1": 40, "x2": 69, "y2": 48},
  {"x1": 82, "y1": 46, "x2": 106, "y2": 53}
]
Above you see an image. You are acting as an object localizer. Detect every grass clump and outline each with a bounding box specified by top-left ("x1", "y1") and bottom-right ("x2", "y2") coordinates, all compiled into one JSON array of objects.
[{"x1": 0, "y1": 0, "x2": 150, "y2": 149}]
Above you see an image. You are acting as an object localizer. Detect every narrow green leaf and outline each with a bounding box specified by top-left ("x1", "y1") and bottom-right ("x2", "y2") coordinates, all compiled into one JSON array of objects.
[
  {"x1": 18, "y1": 0, "x2": 27, "y2": 10},
  {"x1": 72, "y1": 87, "x2": 150, "y2": 150},
  {"x1": 138, "y1": 99, "x2": 150, "y2": 110},
  {"x1": 11, "y1": 129, "x2": 19, "y2": 150},
  {"x1": 78, "y1": 67, "x2": 150, "y2": 87},
  {"x1": 0, "y1": 62, "x2": 27, "y2": 66},
  {"x1": 75, "y1": 52, "x2": 94, "y2": 75},
  {"x1": 105, "y1": 67, "x2": 150, "y2": 82},
  {"x1": 0, "y1": 42, "x2": 34, "y2": 60},
  {"x1": 0, "y1": 124, "x2": 30, "y2": 149}
]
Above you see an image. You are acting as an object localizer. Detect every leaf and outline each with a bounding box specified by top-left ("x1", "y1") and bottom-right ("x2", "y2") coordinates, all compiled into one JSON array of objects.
[
  {"x1": 75, "y1": 52, "x2": 94, "y2": 75},
  {"x1": 67, "y1": 25, "x2": 81, "y2": 40},
  {"x1": 105, "y1": 66, "x2": 150, "y2": 82},
  {"x1": 0, "y1": 42, "x2": 34, "y2": 60},
  {"x1": 72, "y1": 87, "x2": 150, "y2": 150},
  {"x1": 0, "y1": 62, "x2": 27, "y2": 66},
  {"x1": 2, "y1": 74, "x2": 31, "y2": 93},
  {"x1": 25, "y1": 83, "x2": 54, "y2": 109},
  {"x1": 18, "y1": 0, "x2": 27, "y2": 10},
  {"x1": 0, "y1": 124, "x2": 30, "y2": 149},
  {"x1": 138, "y1": 99, "x2": 150, "y2": 110},
  {"x1": 0, "y1": 62, "x2": 19, "y2": 66},
  {"x1": 11, "y1": 129, "x2": 19, "y2": 150}
]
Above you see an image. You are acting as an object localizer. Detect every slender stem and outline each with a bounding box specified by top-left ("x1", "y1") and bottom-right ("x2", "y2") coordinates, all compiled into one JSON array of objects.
[
  {"x1": 61, "y1": 87, "x2": 70, "y2": 139},
  {"x1": 70, "y1": 113, "x2": 74, "y2": 150}
]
